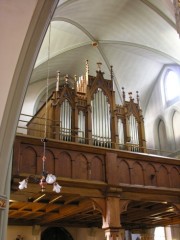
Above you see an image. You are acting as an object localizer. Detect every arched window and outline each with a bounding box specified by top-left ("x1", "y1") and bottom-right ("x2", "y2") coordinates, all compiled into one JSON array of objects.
[
  {"x1": 158, "y1": 120, "x2": 168, "y2": 155},
  {"x1": 164, "y1": 70, "x2": 180, "y2": 106}
]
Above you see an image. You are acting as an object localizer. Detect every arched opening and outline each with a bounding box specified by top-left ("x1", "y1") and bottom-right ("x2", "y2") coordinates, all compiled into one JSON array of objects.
[
  {"x1": 173, "y1": 111, "x2": 180, "y2": 149},
  {"x1": 158, "y1": 119, "x2": 168, "y2": 155},
  {"x1": 41, "y1": 227, "x2": 73, "y2": 240},
  {"x1": 164, "y1": 70, "x2": 180, "y2": 106}
]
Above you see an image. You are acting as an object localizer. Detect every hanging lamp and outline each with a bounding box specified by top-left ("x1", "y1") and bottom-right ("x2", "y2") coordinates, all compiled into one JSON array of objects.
[{"x1": 19, "y1": 23, "x2": 61, "y2": 193}]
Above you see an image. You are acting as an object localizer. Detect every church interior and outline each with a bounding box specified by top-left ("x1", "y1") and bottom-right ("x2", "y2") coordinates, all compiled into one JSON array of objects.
[{"x1": 1, "y1": 0, "x2": 180, "y2": 240}]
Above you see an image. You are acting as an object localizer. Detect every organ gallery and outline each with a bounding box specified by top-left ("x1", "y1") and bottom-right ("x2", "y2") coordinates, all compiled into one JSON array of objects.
[
  {"x1": 10, "y1": 62, "x2": 180, "y2": 240},
  {"x1": 27, "y1": 61, "x2": 146, "y2": 152}
]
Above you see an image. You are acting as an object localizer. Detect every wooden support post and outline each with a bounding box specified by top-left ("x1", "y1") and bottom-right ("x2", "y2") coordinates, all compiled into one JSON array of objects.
[
  {"x1": 104, "y1": 228, "x2": 124, "y2": 240},
  {"x1": 102, "y1": 197, "x2": 124, "y2": 240},
  {"x1": 139, "y1": 229, "x2": 154, "y2": 240}
]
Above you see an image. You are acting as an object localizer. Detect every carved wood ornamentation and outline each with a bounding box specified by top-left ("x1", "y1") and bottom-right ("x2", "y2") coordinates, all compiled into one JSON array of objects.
[{"x1": 27, "y1": 63, "x2": 146, "y2": 152}]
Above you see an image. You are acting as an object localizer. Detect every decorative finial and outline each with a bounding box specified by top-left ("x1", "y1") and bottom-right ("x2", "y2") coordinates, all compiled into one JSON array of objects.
[
  {"x1": 65, "y1": 74, "x2": 69, "y2": 84},
  {"x1": 56, "y1": 71, "x2": 60, "y2": 92},
  {"x1": 136, "y1": 91, "x2": 141, "y2": 109},
  {"x1": 110, "y1": 65, "x2": 113, "y2": 81},
  {"x1": 136, "y1": 91, "x2": 139, "y2": 104},
  {"x1": 74, "y1": 75, "x2": 77, "y2": 91},
  {"x1": 122, "y1": 87, "x2": 125, "y2": 103},
  {"x1": 128, "y1": 92, "x2": 132, "y2": 100},
  {"x1": 86, "y1": 60, "x2": 89, "y2": 82},
  {"x1": 97, "y1": 62, "x2": 102, "y2": 72}
]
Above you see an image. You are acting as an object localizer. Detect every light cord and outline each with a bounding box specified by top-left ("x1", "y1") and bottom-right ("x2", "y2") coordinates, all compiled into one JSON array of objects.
[
  {"x1": 42, "y1": 23, "x2": 52, "y2": 173},
  {"x1": 44, "y1": 23, "x2": 51, "y2": 139}
]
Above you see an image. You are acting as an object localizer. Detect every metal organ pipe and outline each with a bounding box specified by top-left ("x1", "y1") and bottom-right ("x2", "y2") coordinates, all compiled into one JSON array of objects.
[
  {"x1": 78, "y1": 111, "x2": 85, "y2": 143},
  {"x1": 91, "y1": 88, "x2": 111, "y2": 147},
  {"x1": 60, "y1": 99, "x2": 72, "y2": 141},
  {"x1": 129, "y1": 114, "x2": 139, "y2": 151},
  {"x1": 118, "y1": 118, "x2": 124, "y2": 149}
]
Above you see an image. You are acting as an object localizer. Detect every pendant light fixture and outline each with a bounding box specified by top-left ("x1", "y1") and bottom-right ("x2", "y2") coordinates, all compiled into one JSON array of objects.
[{"x1": 19, "y1": 23, "x2": 61, "y2": 193}]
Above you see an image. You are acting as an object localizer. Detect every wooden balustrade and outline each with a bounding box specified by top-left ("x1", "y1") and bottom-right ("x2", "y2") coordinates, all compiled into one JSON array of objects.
[{"x1": 13, "y1": 134, "x2": 180, "y2": 196}]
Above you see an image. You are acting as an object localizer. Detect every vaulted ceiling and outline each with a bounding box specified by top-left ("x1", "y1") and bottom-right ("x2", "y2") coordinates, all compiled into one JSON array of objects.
[{"x1": 27, "y1": 0, "x2": 180, "y2": 115}]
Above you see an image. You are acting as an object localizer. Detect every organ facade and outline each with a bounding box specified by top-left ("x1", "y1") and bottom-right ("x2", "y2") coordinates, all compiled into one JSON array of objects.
[{"x1": 27, "y1": 61, "x2": 146, "y2": 152}]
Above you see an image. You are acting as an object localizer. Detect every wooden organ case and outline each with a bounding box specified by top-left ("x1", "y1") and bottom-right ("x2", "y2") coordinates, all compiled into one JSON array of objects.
[{"x1": 27, "y1": 62, "x2": 146, "y2": 152}]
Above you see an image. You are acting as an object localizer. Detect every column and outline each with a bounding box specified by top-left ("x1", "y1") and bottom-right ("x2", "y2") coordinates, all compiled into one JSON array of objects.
[
  {"x1": 125, "y1": 230, "x2": 132, "y2": 240},
  {"x1": 140, "y1": 228, "x2": 154, "y2": 240},
  {"x1": 102, "y1": 197, "x2": 124, "y2": 240},
  {"x1": 165, "y1": 226, "x2": 172, "y2": 240},
  {"x1": 0, "y1": 1, "x2": 59, "y2": 239}
]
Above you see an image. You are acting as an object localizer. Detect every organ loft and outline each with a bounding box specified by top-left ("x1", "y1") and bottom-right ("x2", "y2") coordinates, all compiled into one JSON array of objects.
[
  {"x1": 11, "y1": 61, "x2": 180, "y2": 240},
  {"x1": 27, "y1": 61, "x2": 146, "y2": 152}
]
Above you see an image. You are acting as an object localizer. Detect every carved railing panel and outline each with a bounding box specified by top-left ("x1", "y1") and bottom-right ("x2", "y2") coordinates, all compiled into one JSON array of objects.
[{"x1": 13, "y1": 135, "x2": 180, "y2": 191}]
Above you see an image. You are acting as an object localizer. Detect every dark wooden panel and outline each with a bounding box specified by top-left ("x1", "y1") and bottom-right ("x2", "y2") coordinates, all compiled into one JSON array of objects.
[
  {"x1": 56, "y1": 151, "x2": 72, "y2": 178},
  {"x1": 117, "y1": 159, "x2": 130, "y2": 184},
  {"x1": 13, "y1": 135, "x2": 180, "y2": 190}
]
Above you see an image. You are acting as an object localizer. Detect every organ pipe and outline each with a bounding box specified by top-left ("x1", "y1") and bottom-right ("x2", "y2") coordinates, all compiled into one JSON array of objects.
[
  {"x1": 118, "y1": 118, "x2": 124, "y2": 149},
  {"x1": 60, "y1": 99, "x2": 72, "y2": 141},
  {"x1": 78, "y1": 111, "x2": 85, "y2": 143},
  {"x1": 129, "y1": 114, "x2": 139, "y2": 151},
  {"x1": 91, "y1": 88, "x2": 111, "y2": 147}
]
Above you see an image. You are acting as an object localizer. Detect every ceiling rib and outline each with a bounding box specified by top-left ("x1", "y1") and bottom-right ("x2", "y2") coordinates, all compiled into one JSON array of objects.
[{"x1": 140, "y1": 0, "x2": 176, "y2": 29}]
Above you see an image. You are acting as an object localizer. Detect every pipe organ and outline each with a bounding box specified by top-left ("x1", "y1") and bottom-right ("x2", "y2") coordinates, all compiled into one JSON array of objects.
[
  {"x1": 91, "y1": 88, "x2": 111, "y2": 148},
  {"x1": 27, "y1": 62, "x2": 146, "y2": 152},
  {"x1": 60, "y1": 99, "x2": 72, "y2": 141}
]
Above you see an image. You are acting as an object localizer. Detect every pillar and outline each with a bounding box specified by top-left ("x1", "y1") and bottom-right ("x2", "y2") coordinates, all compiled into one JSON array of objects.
[
  {"x1": 0, "y1": 1, "x2": 59, "y2": 239},
  {"x1": 165, "y1": 226, "x2": 172, "y2": 240},
  {"x1": 125, "y1": 230, "x2": 132, "y2": 240},
  {"x1": 102, "y1": 197, "x2": 124, "y2": 240},
  {"x1": 140, "y1": 228, "x2": 154, "y2": 240}
]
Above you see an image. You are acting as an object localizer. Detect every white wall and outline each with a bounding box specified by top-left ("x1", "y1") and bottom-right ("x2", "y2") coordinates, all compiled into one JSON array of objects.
[{"x1": 144, "y1": 64, "x2": 180, "y2": 156}]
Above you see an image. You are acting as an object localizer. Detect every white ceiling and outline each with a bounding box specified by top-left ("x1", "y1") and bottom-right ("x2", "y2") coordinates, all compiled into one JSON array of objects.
[{"x1": 29, "y1": 0, "x2": 180, "y2": 112}]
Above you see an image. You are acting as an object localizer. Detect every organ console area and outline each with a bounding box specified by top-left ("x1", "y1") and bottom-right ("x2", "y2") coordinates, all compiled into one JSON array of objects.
[{"x1": 27, "y1": 61, "x2": 146, "y2": 152}]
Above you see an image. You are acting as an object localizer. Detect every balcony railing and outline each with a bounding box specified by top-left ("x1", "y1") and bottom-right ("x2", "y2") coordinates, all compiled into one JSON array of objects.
[{"x1": 16, "y1": 113, "x2": 179, "y2": 158}]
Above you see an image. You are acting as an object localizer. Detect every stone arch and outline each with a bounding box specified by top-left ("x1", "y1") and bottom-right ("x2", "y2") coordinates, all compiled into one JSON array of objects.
[{"x1": 41, "y1": 227, "x2": 73, "y2": 240}]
